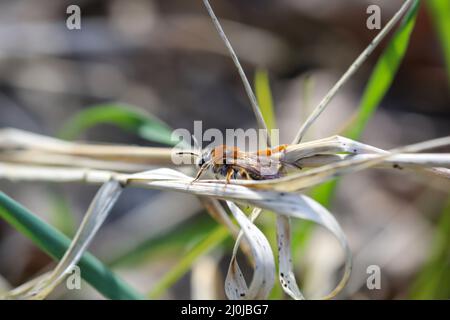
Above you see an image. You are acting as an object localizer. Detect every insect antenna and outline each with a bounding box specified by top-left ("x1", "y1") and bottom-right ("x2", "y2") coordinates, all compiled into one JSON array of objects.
[
  {"x1": 191, "y1": 134, "x2": 202, "y2": 153},
  {"x1": 193, "y1": 159, "x2": 214, "y2": 181},
  {"x1": 175, "y1": 151, "x2": 201, "y2": 169},
  {"x1": 175, "y1": 151, "x2": 201, "y2": 157}
]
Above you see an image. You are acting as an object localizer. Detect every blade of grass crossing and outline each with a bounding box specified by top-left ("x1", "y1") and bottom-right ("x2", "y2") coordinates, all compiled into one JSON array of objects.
[{"x1": 0, "y1": 192, "x2": 143, "y2": 300}]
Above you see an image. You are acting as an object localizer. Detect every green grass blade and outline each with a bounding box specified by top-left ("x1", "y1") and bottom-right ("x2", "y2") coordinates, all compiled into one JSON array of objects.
[
  {"x1": 147, "y1": 225, "x2": 230, "y2": 299},
  {"x1": 344, "y1": 0, "x2": 420, "y2": 139},
  {"x1": 308, "y1": 179, "x2": 338, "y2": 207},
  {"x1": 426, "y1": 0, "x2": 450, "y2": 81},
  {"x1": 47, "y1": 186, "x2": 76, "y2": 237},
  {"x1": 0, "y1": 192, "x2": 143, "y2": 300},
  {"x1": 409, "y1": 199, "x2": 450, "y2": 299},
  {"x1": 58, "y1": 103, "x2": 177, "y2": 146},
  {"x1": 254, "y1": 70, "x2": 277, "y2": 131}
]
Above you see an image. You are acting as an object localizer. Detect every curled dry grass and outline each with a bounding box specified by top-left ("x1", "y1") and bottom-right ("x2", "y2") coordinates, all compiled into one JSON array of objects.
[
  {"x1": 0, "y1": 129, "x2": 449, "y2": 299},
  {"x1": 0, "y1": 0, "x2": 449, "y2": 300}
]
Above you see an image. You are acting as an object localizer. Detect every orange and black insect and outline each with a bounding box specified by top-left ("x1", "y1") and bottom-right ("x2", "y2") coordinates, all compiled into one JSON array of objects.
[{"x1": 178, "y1": 144, "x2": 293, "y2": 183}]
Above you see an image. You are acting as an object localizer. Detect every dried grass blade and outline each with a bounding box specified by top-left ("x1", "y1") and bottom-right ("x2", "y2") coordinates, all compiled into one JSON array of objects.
[
  {"x1": 283, "y1": 135, "x2": 385, "y2": 163},
  {"x1": 202, "y1": 0, "x2": 270, "y2": 145},
  {"x1": 276, "y1": 215, "x2": 305, "y2": 299},
  {"x1": 12, "y1": 180, "x2": 123, "y2": 299},
  {"x1": 225, "y1": 202, "x2": 275, "y2": 300},
  {"x1": 244, "y1": 136, "x2": 450, "y2": 191},
  {"x1": 0, "y1": 128, "x2": 175, "y2": 165}
]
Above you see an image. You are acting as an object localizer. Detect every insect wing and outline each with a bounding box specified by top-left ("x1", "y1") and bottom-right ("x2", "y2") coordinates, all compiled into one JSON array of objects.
[{"x1": 232, "y1": 153, "x2": 282, "y2": 179}]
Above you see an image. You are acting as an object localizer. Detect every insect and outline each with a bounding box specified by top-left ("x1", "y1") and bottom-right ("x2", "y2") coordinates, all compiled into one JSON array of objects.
[{"x1": 178, "y1": 144, "x2": 293, "y2": 183}]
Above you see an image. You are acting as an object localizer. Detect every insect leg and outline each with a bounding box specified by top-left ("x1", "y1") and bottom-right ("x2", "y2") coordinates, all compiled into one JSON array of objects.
[
  {"x1": 192, "y1": 162, "x2": 211, "y2": 182},
  {"x1": 225, "y1": 167, "x2": 234, "y2": 184},
  {"x1": 238, "y1": 168, "x2": 251, "y2": 180}
]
